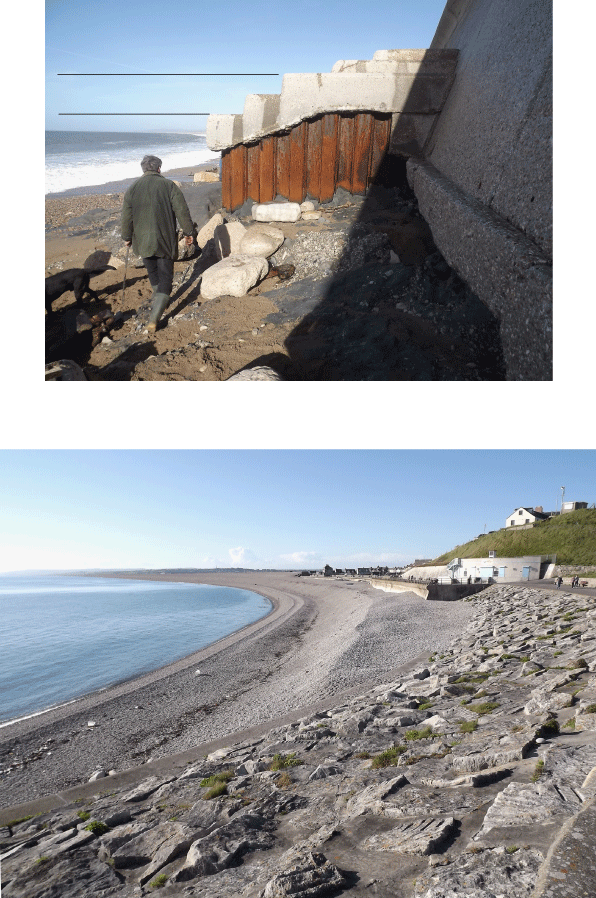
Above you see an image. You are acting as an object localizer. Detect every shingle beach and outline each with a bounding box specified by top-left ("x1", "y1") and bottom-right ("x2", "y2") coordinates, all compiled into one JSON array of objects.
[{"x1": 0, "y1": 572, "x2": 473, "y2": 806}]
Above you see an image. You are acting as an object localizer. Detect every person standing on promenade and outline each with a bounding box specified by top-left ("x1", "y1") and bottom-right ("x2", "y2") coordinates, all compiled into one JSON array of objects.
[{"x1": 121, "y1": 155, "x2": 195, "y2": 332}]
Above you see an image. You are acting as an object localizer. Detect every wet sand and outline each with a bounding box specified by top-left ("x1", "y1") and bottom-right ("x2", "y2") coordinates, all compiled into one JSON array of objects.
[{"x1": 0, "y1": 572, "x2": 474, "y2": 809}]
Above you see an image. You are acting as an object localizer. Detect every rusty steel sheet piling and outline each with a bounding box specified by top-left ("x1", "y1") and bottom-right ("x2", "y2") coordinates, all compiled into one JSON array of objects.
[{"x1": 221, "y1": 111, "x2": 392, "y2": 211}]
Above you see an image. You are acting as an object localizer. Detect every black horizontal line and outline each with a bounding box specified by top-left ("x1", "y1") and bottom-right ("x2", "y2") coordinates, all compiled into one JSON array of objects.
[
  {"x1": 57, "y1": 73, "x2": 279, "y2": 76},
  {"x1": 59, "y1": 113, "x2": 211, "y2": 116}
]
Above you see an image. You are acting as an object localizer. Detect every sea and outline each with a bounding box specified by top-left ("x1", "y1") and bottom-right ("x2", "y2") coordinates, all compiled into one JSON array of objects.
[
  {"x1": 45, "y1": 130, "x2": 219, "y2": 197},
  {"x1": 0, "y1": 574, "x2": 270, "y2": 725}
]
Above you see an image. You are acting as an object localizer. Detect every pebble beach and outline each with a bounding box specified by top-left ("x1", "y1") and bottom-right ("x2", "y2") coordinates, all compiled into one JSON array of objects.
[{"x1": 0, "y1": 572, "x2": 473, "y2": 807}]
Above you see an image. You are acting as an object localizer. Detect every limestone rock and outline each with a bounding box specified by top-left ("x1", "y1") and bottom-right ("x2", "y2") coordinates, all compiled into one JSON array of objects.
[
  {"x1": 194, "y1": 171, "x2": 219, "y2": 182},
  {"x1": 364, "y1": 816, "x2": 457, "y2": 855},
  {"x1": 262, "y1": 851, "x2": 347, "y2": 897},
  {"x1": 252, "y1": 202, "x2": 301, "y2": 222},
  {"x1": 300, "y1": 211, "x2": 322, "y2": 221},
  {"x1": 214, "y1": 220, "x2": 247, "y2": 259},
  {"x1": 240, "y1": 226, "x2": 284, "y2": 257},
  {"x1": 200, "y1": 254, "x2": 268, "y2": 299},
  {"x1": 197, "y1": 212, "x2": 223, "y2": 249},
  {"x1": 227, "y1": 366, "x2": 283, "y2": 381}
]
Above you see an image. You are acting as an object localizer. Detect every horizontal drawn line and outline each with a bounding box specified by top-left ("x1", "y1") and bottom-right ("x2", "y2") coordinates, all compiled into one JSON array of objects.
[
  {"x1": 57, "y1": 73, "x2": 279, "y2": 76},
  {"x1": 59, "y1": 113, "x2": 211, "y2": 116}
]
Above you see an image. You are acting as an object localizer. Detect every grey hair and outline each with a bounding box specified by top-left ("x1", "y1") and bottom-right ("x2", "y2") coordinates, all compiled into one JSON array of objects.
[{"x1": 141, "y1": 155, "x2": 162, "y2": 173}]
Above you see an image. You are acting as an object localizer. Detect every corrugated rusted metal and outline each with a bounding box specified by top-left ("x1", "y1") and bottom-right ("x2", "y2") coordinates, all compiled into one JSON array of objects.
[{"x1": 221, "y1": 111, "x2": 391, "y2": 211}]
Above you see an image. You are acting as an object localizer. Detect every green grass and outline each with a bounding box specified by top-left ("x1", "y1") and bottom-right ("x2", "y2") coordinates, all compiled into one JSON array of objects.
[
  {"x1": 417, "y1": 701, "x2": 433, "y2": 711},
  {"x1": 5, "y1": 814, "x2": 35, "y2": 827},
  {"x1": 431, "y1": 508, "x2": 596, "y2": 566},
  {"x1": 531, "y1": 760, "x2": 545, "y2": 783},
  {"x1": 203, "y1": 782, "x2": 228, "y2": 800},
  {"x1": 583, "y1": 704, "x2": 596, "y2": 714},
  {"x1": 199, "y1": 770, "x2": 234, "y2": 788},
  {"x1": 77, "y1": 811, "x2": 91, "y2": 822},
  {"x1": 459, "y1": 719, "x2": 478, "y2": 734},
  {"x1": 562, "y1": 718, "x2": 576, "y2": 729},
  {"x1": 371, "y1": 745, "x2": 407, "y2": 769},
  {"x1": 84, "y1": 821, "x2": 109, "y2": 835},
  {"x1": 149, "y1": 874, "x2": 168, "y2": 889},
  {"x1": 468, "y1": 701, "x2": 500, "y2": 715},
  {"x1": 269, "y1": 753, "x2": 303, "y2": 771},
  {"x1": 404, "y1": 727, "x2": 434, "y2": 741}
]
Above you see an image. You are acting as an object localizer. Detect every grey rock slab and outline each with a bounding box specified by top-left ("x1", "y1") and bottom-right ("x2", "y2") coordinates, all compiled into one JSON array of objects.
[
  {"x1": 121, "y1": 775, "x2": 175, "y2": 802},
  {"x1": 414, "y1": 846, "x2": 544, "y2": 898},
  {"x1": 261, "y1": 850, "x2": 347, "y2": 898},
  {"x1": 363, "y1": 816, "x2": 457, "y2": 855},
  {"x1": 475, "y1": 781, "x2": 583, "y2": 839},
  {"x1": 345, "y1": 775, "x2": 409, "y2": 817}
]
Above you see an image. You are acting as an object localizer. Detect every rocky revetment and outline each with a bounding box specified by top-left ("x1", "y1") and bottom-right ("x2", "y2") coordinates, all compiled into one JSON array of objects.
[{"x1": 2, "y1": 583, "x2": 595, "y2": 896}]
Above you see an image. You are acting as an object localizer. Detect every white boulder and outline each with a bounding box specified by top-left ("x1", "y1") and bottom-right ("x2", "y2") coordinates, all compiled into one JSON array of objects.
[
  {"x1": 252, "y1": 202, "x2": 301, "y2": 222},
  {"x1": 214, "y1": 220, "x2": 247, "y2": 258},
  {"x1": 200, "y1": 254, "x2": 269, "y2": 299},
  {"x1": 240, "y1": 225, "x2": 284, "y2": 257},
  {"x1": 197, "y1": 213, "x2": 223, "y2": 249}
]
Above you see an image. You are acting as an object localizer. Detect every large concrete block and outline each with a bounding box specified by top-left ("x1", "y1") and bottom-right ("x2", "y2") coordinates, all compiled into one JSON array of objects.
[
  {"x1": 242, "y1": 94, "x2": 280, "y2": 142},
  {"x1": 206, "y1": 113, "x2": 243, "y2": 151},
  {"x1": 407, "y1": 157, "x2": 552, "y2": 381},
  {"x1": 278, "y1": 72, "x2": 453, "y2": 131},
  {"x1": 252, "y1": 202, "x2": 301, "y2": 222},
  {"x1": 427, "y1": 0, "x2": 552, "y2": 258}
]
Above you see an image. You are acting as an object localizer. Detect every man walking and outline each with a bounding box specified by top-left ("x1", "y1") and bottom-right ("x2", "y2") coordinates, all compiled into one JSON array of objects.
[{"x1": 121, "y1": 155, "x2": 195, "y2": 332}]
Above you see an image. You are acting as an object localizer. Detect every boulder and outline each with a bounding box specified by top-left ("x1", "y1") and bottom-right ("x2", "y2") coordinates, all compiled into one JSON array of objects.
[
  {"x1": 197, "y1": 212, "x2": 224, "y2": 249},
  {"x1": 227, "y1": 366, "x2": 283, "y2": 381},
  {"x1": 200, "y1": 254, "x2": 269, "y2": 299},
  {"x1": 214, "y1": 220, "x2": 247, "y2": 258},
  {"x1": 240, "y1": 226, "x2": 284, "y2": 257},
  {"x1": 252, "y1": 202, "x2": 301, "y2": 222},
  {"x1": 194, "y1": 171, "x2": 219, "y2": 182}
]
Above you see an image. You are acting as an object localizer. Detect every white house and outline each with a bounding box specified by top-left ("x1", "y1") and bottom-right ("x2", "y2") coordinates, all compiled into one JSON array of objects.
[
  {"x1": 505, "y1": 507, "x2": 550, "y2": 529},
  {"x1": 447, "y1": 555, "x2": 553, "y2": 583}
]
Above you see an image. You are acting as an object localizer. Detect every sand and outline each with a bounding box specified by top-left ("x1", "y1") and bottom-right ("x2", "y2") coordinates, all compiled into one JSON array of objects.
[{"x1": 0, "y1": 572, "x2": 474, "y2": 810}]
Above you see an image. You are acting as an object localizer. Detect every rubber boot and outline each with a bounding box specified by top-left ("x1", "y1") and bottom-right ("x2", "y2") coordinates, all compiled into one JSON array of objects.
[{"x1": 147, "y1": 292, "x2": 170, "y2": 333}]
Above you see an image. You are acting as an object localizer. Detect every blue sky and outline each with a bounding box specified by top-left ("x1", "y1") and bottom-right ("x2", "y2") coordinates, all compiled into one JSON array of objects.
[
  {"x1": 0, "y1": 450, "x2": 593, "y2": 572},
  {"x1": 45, "y1": 0, "x2": 447, "y2": 130}
]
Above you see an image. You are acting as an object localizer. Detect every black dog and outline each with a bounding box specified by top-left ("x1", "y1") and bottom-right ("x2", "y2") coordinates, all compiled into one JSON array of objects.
[{"x1": 45, "y1": 267, "x2": 115, "y2": 315}]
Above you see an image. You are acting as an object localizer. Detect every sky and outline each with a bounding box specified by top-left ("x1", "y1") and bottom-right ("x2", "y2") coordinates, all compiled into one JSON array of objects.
[
  {"x1": 0, "y1": 450, "x2": 593, "y2": 573},
  {"x1": 45, "y1": 0, "x2": 448, "y2": 131}
]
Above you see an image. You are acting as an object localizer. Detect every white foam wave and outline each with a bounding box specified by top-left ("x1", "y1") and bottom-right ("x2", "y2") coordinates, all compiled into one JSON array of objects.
[{"x1": 46, "y1": 146, "x2": 220, "y2": 195}]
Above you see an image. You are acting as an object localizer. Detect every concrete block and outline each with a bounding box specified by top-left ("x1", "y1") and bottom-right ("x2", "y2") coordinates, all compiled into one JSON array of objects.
[
  {"x1": 242, "y1": 94, "x2": 280, "y2": 142},
  {"x1": 252, "y1": 202, "x2": 301, "y2": 222},
  {"x1": 407, "y1": 157, "x2": 552, "y2": 381},
  {"x1": 206, "y1": 113, "x2": 243, "y2": 151},
  {"x1": 278, "y1": 72, "x2": 452, "y2": 131},
  {"x1": 200, "y1": 254, "x2": 269, "y2": 299}
]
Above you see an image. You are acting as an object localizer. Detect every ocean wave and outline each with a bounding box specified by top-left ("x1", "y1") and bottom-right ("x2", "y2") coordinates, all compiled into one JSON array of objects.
[{"x1": 45, "y1": 146, "x2": 220, "y2": 195}]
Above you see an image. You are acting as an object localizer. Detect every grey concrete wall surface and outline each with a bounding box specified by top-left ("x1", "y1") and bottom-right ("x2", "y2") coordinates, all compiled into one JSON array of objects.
[
  {"x1": 411, "y1": 0, "x2": 552, "y2": 380},
  {"x1": 429, "y1": 0, "x2": 552, "y2": 259}
]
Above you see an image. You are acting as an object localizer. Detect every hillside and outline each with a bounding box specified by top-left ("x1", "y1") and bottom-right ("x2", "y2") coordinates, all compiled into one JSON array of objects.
[{"x1": 432, "y1": 508, "x2": 596, "y2": 565}]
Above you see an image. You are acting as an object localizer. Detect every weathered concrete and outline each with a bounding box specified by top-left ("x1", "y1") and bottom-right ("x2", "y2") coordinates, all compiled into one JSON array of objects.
[
  {"x1": 206, "y1": 49, "x2": 458, "y2": 152},
  {"x1": 413, "y1": 0, "x2": 552, "y2": 380}
]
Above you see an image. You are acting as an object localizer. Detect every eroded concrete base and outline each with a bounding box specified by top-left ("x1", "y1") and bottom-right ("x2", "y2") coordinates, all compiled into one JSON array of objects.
[{"x1": 407, "y1": 156, "x2": 552, "y2": 381}]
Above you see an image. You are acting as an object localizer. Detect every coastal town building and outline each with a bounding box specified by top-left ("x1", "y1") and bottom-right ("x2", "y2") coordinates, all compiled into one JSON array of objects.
[
  {"x1": 506, "y1": 506, "x2": 551, "y2": 528},
  {"x1": 446, "y1": 555, "x2": 556, "y2": 583}
]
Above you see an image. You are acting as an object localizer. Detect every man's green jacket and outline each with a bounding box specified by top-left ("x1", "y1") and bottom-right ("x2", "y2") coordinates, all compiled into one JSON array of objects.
[{"x1": 121, "y1": 171, "x2": 194, "y2": 260}]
